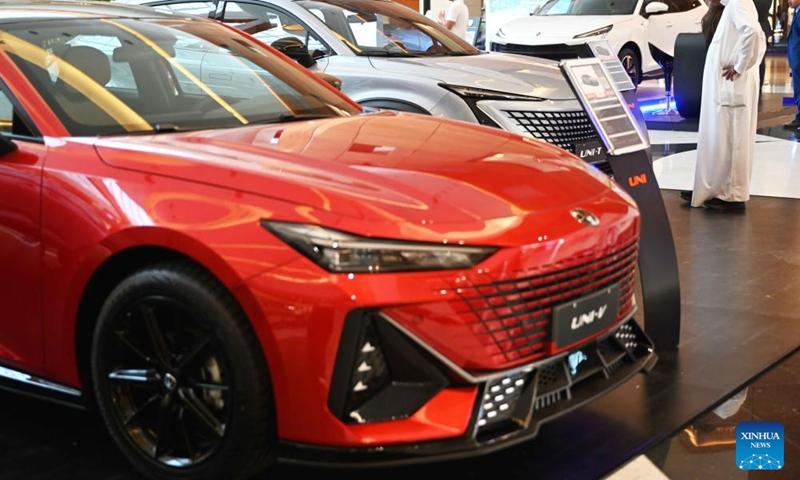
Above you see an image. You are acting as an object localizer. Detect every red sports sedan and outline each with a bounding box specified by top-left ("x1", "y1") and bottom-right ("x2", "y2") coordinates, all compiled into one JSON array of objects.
[{"x1": 0, "y1": 2, "x2": 655, "y2": 479}]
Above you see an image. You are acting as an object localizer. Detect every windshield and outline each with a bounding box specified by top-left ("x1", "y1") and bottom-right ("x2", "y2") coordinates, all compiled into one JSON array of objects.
[
  {"x1": 537, "y1": 0, "x2": 639, "y2": 16},
  {"x1": 0, "y1": 16, "x2": 360, "y2": 136},
  {"x1": 297, "y1": 0, "x2": 478, "y2": 56}
]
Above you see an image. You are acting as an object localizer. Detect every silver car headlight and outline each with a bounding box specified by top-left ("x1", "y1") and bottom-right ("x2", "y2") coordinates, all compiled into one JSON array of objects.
[
  {"x1": 262, "y1": 221, "x2": 497, "y2": 273},
  {"x1": 439, "y1": 84, "x2": 545, "y2": 101},
  {"x1": 574, "y1": 25, "x2": 612, "y2": 39}
]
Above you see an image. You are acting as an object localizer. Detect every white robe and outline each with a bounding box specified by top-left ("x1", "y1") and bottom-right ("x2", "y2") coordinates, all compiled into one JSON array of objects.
[{"x1": 691, "y1": 0, "x2": 766, "y2": 207}]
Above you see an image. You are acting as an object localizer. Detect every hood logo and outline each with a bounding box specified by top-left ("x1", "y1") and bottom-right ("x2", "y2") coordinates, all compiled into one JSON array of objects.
[
  {"x1": 535, "y1": 31, "x2": 541, "y2": 36},
  {"x1": 570, "y1": 208, "x2": 600, "y2": 227}
]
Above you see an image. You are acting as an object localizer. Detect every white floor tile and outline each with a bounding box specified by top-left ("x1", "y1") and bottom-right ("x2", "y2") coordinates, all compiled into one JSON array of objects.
[
  {"x1": 651, "y1": 133, "x2": 800, "y2": 198},
  {"x1": 602, "y1": 455, "x2": 672, "y2": 480}
]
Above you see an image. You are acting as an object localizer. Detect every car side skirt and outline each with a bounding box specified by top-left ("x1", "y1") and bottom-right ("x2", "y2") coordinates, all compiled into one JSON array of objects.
[{"x1": 0, "y1": 363, "x2": 85, "y2": 410}]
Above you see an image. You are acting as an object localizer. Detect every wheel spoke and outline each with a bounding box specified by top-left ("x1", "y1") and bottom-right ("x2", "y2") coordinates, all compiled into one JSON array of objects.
[
  {"x1": 115, "y1": 330, "x2": 153, "y2": 365},
  {"x1": 193, "y1": 382, "x2": 229, "y2": 392},
  {"x1": 182, "y1": 389, "x2": 225, "y2": 438},
  {"x1": 177, "y1": 334, "x2": 213, "y2": 373},
  {"x1": 124, "y1": 393, "x2": 161, "y2": 427},
  {"x1": 154, "y1": 394, "x2": 176, "y2": 459},
  {"x1": 177, "y1": 407, "x2": 197, "y2": 460},
  {"x1": 143, "y1": 305, "x2": 173, "y2": 369},
  {"x1": 108, "y1": 368, "x2": 160, "y2": 388}
]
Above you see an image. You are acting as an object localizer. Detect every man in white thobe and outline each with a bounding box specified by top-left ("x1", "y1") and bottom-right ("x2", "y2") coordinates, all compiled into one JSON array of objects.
[
  {"x1": 688, "y1": 0, "x2": 765, "y2": 210},
  {"x1": 438, "y1": 0, "x2": 469, "y2": 41}
]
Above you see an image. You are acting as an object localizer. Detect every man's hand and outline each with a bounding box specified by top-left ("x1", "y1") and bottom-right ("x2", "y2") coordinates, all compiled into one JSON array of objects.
[{"x1": 722, "y1": 65, "x2": 739, "y2": 80}]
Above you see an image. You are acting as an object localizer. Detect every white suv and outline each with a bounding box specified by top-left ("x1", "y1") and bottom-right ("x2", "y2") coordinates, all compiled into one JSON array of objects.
[{"x1": 491, "y1": 0, "x2": 707, "y2": 85}]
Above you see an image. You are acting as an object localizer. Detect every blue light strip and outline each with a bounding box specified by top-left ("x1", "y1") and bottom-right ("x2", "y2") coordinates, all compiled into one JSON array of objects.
[{"x1": 639, "y1": 100, "x2": 678, "y2": 114}]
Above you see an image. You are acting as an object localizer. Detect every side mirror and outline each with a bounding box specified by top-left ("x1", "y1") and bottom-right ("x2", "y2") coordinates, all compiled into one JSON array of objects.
[
  {"x1": 316, "y1": 72, "x2": 342, "y2": 90},
  {"x1": 0, "y1": 135, "x2": 17, "y2": 156},
  {"x1": 271, "y1": 37, "x2": 316, "y2": 68},
  {"x1": 644, "y1": 2, "x2": 669, "y2": 17}
]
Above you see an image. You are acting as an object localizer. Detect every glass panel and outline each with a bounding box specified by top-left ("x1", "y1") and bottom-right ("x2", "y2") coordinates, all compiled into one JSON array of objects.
[
  {"x1": 297, "y1": 0, "x2": 477, "y2": 55},
  {"x1": 223, "y1": 2, "x2": 329, "y2": 54},
  {"x1": 538, "y1": 0, "x2": 639, "y2": 16},
  {"x1": 0, "y1": 89, "x2": 12, "y2": 134},
  {"x1": 0, "y1": 17, "x2": 359, "y2": 136}
]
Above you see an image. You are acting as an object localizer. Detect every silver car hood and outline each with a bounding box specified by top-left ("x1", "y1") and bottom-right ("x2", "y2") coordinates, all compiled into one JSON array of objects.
[{"x1": 367, "y1": 52, "x2": 576, "y2": 101}]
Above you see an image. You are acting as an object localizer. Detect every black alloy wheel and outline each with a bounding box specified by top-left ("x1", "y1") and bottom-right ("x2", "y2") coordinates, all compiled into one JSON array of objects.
[
  {"x1": 618, "y1": 47, "x2": 641, "y2": 87},
  {"x1": 92, "y1": 262, "x2": 276, "y2": 480}
]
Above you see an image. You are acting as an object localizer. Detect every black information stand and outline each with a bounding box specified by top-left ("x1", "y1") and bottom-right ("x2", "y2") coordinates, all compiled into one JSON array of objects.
[{"x1": 560, "y1": 58, "x2": 681, "y2": 351}]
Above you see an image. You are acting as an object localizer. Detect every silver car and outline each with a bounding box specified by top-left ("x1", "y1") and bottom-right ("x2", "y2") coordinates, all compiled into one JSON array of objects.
[{"x1": 121, "y1": 0, "x2": 631, "y2": 172}]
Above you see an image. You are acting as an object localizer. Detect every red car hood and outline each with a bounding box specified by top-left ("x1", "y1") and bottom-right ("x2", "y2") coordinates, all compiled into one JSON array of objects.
[{"x1": 95, "y1": 112, "x2": 615, "y2": 237}]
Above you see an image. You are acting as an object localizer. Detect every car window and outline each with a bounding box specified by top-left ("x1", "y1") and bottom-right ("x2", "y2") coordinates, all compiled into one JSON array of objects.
[
  {"x1": 641, "y1": 0, "x2": 703, "y2": 13},
  {"x1": 538, "y1": 0, "x2": 639, "y2": 16},
  {"x1": 221, "y1": 2, "x2": 330, "y2": 56},
  {"x1": 340, "y1": 8, "x2": 433, "y2": 51},
  {"x1": 666, "y1": 0, "x2": 704, "y2": 12},
  {"x1": 0, "y1": 86, "x2": 35, "y2": 138},
  {"x1": 0, "y1": 89, "x2": 12, "y2": 135},
  {"x1": 150, "y1": 0, "x2": 217, "y2": 17},
  {"x1": 297, "y1": 0, "x2": 476, "y2": 55},
  {"x1": 1, "y1": 17, "x2": 359, "y2": 136}
]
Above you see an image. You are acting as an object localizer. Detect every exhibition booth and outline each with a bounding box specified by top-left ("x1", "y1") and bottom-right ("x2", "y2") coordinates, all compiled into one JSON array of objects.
[{"x1": 0, "y1": 1, "x2": 797, "y2": 480}]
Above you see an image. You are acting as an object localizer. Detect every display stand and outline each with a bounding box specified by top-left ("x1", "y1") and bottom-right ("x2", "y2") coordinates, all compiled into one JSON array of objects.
[{"x1": 560, "y1": 58, "x2": 681, "y2": 351}]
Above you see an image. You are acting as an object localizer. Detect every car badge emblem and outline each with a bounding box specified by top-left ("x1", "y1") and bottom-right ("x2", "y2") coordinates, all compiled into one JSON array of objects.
[
  {"x1": 535, "y1": 31, "x2": 541, "y2": 36},
  {"x1": 570, "y1": 208, "x2": 600, "y2": 227}
]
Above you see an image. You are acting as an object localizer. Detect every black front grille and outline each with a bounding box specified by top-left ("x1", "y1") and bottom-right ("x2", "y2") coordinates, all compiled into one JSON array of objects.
[
  {"x1": 456, "y1": 235, "x2": 639, "y2": 364},
  {"x1": 492, "y1": 43, "x2": 592, "y2": 60},
  {"x1": 505, "y1": 110, "x2": 598, "y2": 152}
]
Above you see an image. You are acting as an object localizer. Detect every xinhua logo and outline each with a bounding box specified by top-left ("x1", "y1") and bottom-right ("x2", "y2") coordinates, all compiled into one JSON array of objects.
[{"x1": 736, "y1": 421, "x2": 784, "y2": 470}]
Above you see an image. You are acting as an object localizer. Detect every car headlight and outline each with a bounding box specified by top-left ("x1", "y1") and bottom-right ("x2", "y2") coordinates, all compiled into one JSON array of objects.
[
  {"x1": 439, "y1": 83, "x2": 545, "y2": 101},
  {"x1": 574, "y1": 25, "x2": 612, "y2": 39},
  {"x1": 262, "y1": 221, "x2": 497, "y2": 273}
]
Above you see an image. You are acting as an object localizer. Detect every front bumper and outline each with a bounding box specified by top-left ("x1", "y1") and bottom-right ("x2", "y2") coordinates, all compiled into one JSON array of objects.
[{"x1": 277, "y1": 314, "x2": 656, "y2": 468}]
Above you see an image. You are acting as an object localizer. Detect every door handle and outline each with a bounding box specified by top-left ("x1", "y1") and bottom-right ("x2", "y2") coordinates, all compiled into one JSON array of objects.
[{"x1": 666, "y1": 22, "x2": 673, "y2": 27}]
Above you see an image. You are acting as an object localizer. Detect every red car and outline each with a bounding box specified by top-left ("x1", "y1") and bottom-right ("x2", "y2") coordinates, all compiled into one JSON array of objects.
[{"x1": 0, "y1": 2, "x2": 655, "y2": 479}]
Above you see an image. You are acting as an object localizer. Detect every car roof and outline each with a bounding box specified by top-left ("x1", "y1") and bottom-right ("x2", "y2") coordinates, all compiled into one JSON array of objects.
[{"x1": 0, "y1": 0, "x2": 179, "y2": 23}]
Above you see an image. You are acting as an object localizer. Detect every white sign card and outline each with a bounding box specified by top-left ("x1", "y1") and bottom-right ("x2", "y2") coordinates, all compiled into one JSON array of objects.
[
  {"x1": 560, "y1": 58, "x2": 648, "y2": 155},
  {"x1": 587, "y1": 40, "x2": 636, "y2": 92}
]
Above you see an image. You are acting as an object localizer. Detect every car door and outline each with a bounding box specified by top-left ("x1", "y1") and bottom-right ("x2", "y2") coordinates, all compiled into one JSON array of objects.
[
  {"x1": 644, "y1": 0, "x2": 705, "y2": 56},
  {"x1": 0, "y1": 83, "x2": 45, "y2": 373}
]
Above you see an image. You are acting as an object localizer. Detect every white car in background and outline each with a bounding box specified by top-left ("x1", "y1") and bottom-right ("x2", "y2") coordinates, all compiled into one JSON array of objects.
[
  {"x1": 490, "y1": 0, "x2": 707, "y2": 85},
  {"x1": 115, "y1": 0, "x2": 651, "y2": 174}
]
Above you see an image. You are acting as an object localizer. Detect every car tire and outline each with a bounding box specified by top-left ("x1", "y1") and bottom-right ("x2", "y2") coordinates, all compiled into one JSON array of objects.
[
  {"x1": 91, "y1": 261, "x2": 276, "y2": 480},
  {"x1": 618, "y1": 47, "x2": 641, "y2": 87}
]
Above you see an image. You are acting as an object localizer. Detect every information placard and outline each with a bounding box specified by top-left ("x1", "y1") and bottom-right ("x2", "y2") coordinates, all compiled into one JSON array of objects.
[
  {"x1": 560, "y1": 58, "x2": 648, "y2": 155},
  {"x1": 587, "y1": 40, "x2": 636, "y2": 92}
]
